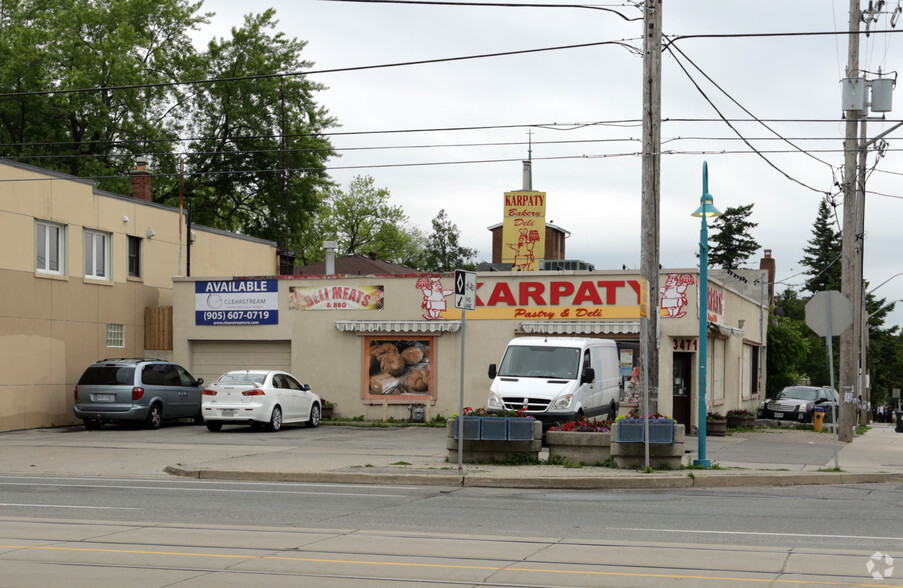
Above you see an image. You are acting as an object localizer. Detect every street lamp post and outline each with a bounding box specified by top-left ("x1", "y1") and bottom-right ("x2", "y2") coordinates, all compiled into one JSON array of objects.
[{"x1": 692, "y1": 161, "x2": 721, "y2": 468}]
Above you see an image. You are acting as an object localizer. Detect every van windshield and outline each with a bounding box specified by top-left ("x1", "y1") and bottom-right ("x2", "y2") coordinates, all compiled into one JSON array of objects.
[{"x1": 498, "y1": 346, "x2": 580, "y2": 379}]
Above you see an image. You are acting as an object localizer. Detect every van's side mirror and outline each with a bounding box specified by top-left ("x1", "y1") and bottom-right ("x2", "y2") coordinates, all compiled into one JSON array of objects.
[
  {"x1": 581, "y1": 367, "x2": 595, "y2": 384},
  {"x1": 488, "y1": 364, "x2": 497, "y2": 379}
]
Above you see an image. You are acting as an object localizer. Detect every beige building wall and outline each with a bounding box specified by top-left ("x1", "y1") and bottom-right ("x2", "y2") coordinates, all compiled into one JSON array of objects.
[
  {"x1": 173, "y1": 270, "x2": 767, "y2": 430},
  {"x1": 0, "y1": 160, "x2": 277, "y2": 431}
]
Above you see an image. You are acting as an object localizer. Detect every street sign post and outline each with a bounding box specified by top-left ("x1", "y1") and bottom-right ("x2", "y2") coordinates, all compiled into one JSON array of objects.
[
  {"x1": 804, "y1": 290, "x2": 852, "y2": 469},
  {"x1": 454, "y1": 269, "x2": 476, "y2": 473},
  {"x1": 454, "y1": 269, "x2": 476, "y2": 311}
]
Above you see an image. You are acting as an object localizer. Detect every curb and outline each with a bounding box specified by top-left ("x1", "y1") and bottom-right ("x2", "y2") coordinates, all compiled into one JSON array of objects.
[{"x1": 164, "y1": 466, "x2": 903, "y2": 490}]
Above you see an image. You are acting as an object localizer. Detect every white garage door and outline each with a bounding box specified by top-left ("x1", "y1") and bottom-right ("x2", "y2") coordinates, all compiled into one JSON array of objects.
[{"x1": 190, "y1": 340, "x2": 292, "y2": 385}]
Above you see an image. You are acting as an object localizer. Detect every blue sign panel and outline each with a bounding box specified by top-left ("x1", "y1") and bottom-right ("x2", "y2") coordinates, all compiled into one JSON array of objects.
[{"x1": 195, "y1": 279, "x2": 279, "y2": 325}]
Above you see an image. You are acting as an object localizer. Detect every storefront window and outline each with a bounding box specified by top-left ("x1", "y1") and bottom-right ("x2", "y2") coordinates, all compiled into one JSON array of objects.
[{"x1": 365, "y1": 336, "x2": 435, "y2": 402}]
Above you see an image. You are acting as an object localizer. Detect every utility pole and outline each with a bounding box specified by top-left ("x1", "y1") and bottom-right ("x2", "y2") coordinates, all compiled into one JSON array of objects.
[
  {"x1": 640, "y1": 0, "x2": 662, "y2": 413},
  {"x1": 839, "y1": 0, "x2": 863, "y2": 443}
]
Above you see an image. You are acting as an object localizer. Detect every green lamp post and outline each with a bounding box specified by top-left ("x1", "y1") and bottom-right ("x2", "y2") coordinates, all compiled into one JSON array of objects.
[{"x1": 692, "y1": 161, "x2": 721, "y2": 467}]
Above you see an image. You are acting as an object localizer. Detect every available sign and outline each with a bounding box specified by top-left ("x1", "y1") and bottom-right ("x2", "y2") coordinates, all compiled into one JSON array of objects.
[{"x1": 195, "y1": 279, "x2": 278, "y2": 325}]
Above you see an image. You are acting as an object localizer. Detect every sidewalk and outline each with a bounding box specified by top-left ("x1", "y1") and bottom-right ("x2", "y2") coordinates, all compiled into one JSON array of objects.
[{"x1": 164, "y1": 422, "x2": 903, "y2": 489}]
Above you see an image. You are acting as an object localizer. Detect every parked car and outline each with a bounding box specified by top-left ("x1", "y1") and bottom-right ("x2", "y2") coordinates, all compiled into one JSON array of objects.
[
  {"x1": 73, "y1": 358, "x2": 205, "y2": 430},
  {"x1": 757, "y1": 385, "x2": 839, "y2": 423},
  {"x1": 201, "y1": 370, "x2": 321, "y2": 432}
]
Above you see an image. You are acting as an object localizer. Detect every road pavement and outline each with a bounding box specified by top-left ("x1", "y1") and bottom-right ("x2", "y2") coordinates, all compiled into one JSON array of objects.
[{"x1": 2, "y1": 420, "x2": 903, "y2": 488}]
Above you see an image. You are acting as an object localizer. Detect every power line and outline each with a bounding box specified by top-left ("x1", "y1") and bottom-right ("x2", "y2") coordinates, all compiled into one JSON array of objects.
[
  {"x1": 665, "y1": 41, "x2": 833, "y2": 197},
  {"x1": 317, "y1": 0, "x2": 643, "y2": 21}
]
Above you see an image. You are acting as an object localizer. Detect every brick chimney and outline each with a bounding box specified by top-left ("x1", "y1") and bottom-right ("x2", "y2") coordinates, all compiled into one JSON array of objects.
[
  {"x1": 759, "y1": 249, "x2": 776, "y2": 307},
  {"x1": 130, "y1": 156, "x2": 152, "y2": 202}
]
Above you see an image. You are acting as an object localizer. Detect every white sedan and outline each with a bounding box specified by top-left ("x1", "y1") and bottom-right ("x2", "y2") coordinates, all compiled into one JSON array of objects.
[{"x1": 202, "y1": 370, "x2": 321, "y2": 432}]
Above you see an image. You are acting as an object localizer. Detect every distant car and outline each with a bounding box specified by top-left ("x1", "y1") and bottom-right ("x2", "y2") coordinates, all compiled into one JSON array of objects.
[
  {"x1": 74, "y1": 358, "x2": 205, "y2": 430},
  {"x1": 201, "y1": 370, "x2": 321, "y2": 432},
  {"x1": 758, "y1": 385, "x2": 839, "y2": 423}
]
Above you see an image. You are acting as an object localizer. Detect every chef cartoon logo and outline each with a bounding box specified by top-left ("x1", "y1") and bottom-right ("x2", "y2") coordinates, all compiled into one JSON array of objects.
[
  {"x1": 416, "y1": 277, "x2": 454, "y2": 320},
  {"x1": 660, "y1": 273, "x2": 694, "y2": 318}
]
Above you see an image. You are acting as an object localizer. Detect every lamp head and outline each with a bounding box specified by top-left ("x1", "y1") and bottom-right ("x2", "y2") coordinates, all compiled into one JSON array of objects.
[
  {"x1": 692, "y1": 161, "x2": 722, "y2": 218},
  {"x1": 692, "y1": 193, "x2": 721, "y2": 218}
]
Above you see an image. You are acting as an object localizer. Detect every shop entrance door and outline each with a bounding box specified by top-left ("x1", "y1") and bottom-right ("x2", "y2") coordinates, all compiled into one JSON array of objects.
[{"x1": 672, "y1": 353, "x2": 692, "y2": 428}]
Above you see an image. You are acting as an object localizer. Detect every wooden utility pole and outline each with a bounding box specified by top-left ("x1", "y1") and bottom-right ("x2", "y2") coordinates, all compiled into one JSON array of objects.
[
  {"x1": 839, "y1": 0, "x2": 862, "y2": 443},
  {"x1": 640, "y1": 0, "x2": 662, "y2": 412}
]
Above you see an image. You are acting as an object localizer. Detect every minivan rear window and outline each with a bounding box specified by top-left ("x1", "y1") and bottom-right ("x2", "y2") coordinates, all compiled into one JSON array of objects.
[{"x1": 78, "y1": 366, "x2": 135, "y2": 385}]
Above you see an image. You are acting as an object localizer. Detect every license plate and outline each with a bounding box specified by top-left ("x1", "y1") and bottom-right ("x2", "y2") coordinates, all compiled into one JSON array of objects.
[
  {"x1": 221, "y1": 409, "x2": 236, "y2": 417},
  {"x1": 94, "y1": 393, "x2": 115, "y2": 402},
  {"x1": 774, "y1": 412, "x2": 783, "y2": 419}
]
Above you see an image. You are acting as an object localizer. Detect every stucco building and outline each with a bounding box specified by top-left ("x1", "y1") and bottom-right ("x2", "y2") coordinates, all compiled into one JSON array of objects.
[
  {"x1": 172, "y1": 268, "x2": 767, "y2": 432},
  {"x1": 0, "y1": 159, "x2": 278, "y2": 431}
]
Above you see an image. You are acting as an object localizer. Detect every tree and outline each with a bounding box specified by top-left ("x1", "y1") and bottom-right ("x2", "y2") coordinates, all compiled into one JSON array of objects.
[
  {"x1": 708, "y1": 203, "x2": 759, "y2": 269},
  {"x1": 0, "y1": 3, "x2": 336, "y2": 254},
  {"x1": 421, "y1": 209, "x2": 477, "y2": 272},
  {"x1": 0, "y1": 0, "x2": 205, "y2": 195},
  {"x1": 799, "y1": 199, "x2": 842, "y2": 294},
  {"x1": 315, "y1": 175, "x2": 422, "y2": 264},
  {"x1": 765, "y1": 309, "x2": 811, "y2": 397},
  {"x1": 175, "y1": 10, "x2": 336, "y2": 253}
]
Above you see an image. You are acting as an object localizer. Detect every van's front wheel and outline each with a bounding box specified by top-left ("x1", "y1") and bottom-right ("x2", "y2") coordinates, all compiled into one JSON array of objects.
[{"x1": 609, "y1": 401, "x2": 619, "y2": 419}]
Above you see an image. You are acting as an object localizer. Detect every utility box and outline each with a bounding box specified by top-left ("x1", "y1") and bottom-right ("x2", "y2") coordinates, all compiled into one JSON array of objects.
[
  {"x1": 842, "y1": 77, "x2": 866, "y2": 112},
  {"x1": 871, "y1": 78, "x2": 894, "y2": 112}
]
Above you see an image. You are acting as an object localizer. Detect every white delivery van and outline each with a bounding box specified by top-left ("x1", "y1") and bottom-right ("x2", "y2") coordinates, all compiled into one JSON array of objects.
[{"x1": 487, "y1": 337, "x2": 621, "y2": 427}]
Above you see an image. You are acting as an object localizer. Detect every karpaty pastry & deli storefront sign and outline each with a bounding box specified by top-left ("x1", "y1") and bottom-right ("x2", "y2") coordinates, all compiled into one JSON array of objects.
[{"x1": 439, "y1": 278, "x2": 644, "y2": 320}]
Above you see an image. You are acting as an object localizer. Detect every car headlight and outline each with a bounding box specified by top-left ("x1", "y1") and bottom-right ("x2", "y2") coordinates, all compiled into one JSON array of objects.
[
  {"x1": 487, "y1": 391, "x2": 503, "y2": 410},
  {"x1": 551, "y1": 394, "x2": 574, "y2": 410},
  {"x1": 798, "y1": 402, "x2": 809, "y2": 413}
]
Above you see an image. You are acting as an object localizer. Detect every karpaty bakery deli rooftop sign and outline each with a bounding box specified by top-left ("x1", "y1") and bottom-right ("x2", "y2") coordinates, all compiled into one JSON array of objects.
[
  {"x1": 443, "y1": 279, "x2": 644, "y2": 320},
  {"x1": 195, "y1": 279, "x2": 278, "y2": 325}
]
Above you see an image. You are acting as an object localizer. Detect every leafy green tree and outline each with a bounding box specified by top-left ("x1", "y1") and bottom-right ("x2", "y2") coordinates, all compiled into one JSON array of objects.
[
  {"x1": 421, "y1": 209, "x2": 477, "y2": 272},
  {"x1": 0, "y1": 0, "x2": 206, "y2": 195},
  {"x1": 708, "y1": 203, "x2": 759, "y2": 269},
  {"x1": 315, "y1": 175, "x2": 422, "y2": 264},
  {"x1": 799, "y1": 199, "x2": 842, "y2": 294},
  {"x1": 175, "y1": 10, "x2": 336, "y2": 253},
  {"x1": 765, "y1": 310, "x2": 810, "y2": 396}
]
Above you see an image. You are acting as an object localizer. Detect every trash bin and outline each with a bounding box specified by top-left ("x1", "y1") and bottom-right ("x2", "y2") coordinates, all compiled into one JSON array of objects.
[
  {"x1": 895, "y1": 411, "x2": 903, "y2": 433},
  {"x1": 813, "y1": 407, "x2": 825, "y2": 432}
]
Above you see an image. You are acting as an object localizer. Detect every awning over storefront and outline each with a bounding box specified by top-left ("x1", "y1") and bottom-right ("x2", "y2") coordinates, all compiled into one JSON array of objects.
[
  {"x1": 519, "y1": 321, "x2": 640, "y2": 335},
  {"x1": 710, "y1": 322, "x2": 744, "y2": 338},
  {"x1": 335, "y1": 320, "x2": 462, "y2": 333}
]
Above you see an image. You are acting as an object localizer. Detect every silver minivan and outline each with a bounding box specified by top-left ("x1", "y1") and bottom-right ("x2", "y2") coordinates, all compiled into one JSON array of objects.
[{"x1": 73, "y1": 358, "x2": 204, "y2": 430}]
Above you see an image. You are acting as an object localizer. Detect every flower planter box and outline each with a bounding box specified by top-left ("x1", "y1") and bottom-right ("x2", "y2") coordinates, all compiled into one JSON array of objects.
[
  {"x1": 706, "y1": 419, "x2": 727, "y2": 437},
  {"x1": 480, "y1": 417, "x2": 508, "y2": 440},
  {"x1": 648, "y1": 420, "x2": 674, "y2": 444},
  {"x1": 446, "y1": 419, "x2": 541, "y2": 463},
  {"x1": 610, "y1": 422, "x2": 686, "y2": 469},
  {"x1": 507, "y1": 417, "x2": 536, "y2": 441},
  {"x1": 616, "y1": 420, "x2": 645, "y2": 443},
  {"x1": 453, "y1": 416, "x2": 481, "y2": 440},
  {"x1": 726, "y1": 415, "x2": 756, "y2": 429},
  {"x1": 615, "y1": 419, "x2": 675, "y2": 444},
  {"x1": 546, "y1": 431, "x2": 611, "y2": 465}
]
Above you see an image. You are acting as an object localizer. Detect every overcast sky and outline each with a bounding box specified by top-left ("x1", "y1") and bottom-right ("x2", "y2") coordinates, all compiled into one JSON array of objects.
[{"x1": 198, "y1": 1, "x2": 903, "y2": 327}]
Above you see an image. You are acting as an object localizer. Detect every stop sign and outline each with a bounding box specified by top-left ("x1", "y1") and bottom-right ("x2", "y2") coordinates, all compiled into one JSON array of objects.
[{"x1": 805, "y1": 290, "x2": 853, "y2": 337}]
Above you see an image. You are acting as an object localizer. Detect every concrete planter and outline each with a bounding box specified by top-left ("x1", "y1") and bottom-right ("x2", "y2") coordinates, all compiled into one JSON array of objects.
[
  {"x1": 546, "y1": 431, "x2": 611, "y2": 465},
  {"x1": 610, "y1": 422, "x2": 686, "y2": 469},
  {"x1": 446, "y1": 419, "x2": 542, "y2": 463}
]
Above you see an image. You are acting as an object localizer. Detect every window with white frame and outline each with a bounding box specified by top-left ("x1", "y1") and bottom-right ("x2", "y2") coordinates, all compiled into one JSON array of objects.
[
  {"x1": 127, "y1": 235, "x2": 141, "y2": 277},
  {"x1": 35, "y1": 220, "x2": 66, "y2": 275},
  {"x1": 84, "y1": 229, "x2": 111, "y2": 280},
  {"x1": 106, "y1": 323, "x2": 125, "y2": 348}
]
